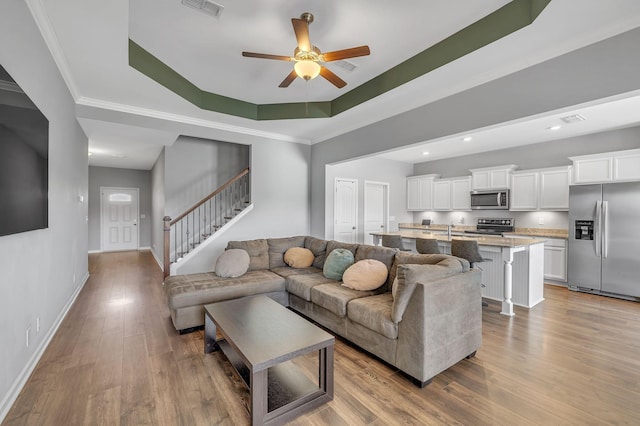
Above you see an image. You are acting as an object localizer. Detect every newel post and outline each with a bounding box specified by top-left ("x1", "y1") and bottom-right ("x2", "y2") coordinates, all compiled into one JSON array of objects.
[{"x1": 163, "y1": 216, "x2": 172, "y2": 279}]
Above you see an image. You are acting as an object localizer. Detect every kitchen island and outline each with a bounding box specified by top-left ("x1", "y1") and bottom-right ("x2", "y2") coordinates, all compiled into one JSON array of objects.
[{"x1": 371, "y1": 231, "x2": 546, "y2": 316}]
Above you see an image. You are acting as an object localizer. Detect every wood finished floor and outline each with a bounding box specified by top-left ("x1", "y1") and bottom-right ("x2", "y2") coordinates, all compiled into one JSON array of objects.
[{"x1": 3, "y1": 250, "x2": 640, "y2": 425}]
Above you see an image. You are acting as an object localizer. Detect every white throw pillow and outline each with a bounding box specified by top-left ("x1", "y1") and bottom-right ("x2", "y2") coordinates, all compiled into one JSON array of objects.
[{"x1": 215, "y1": 249, "x2": 250, "y2": 278}]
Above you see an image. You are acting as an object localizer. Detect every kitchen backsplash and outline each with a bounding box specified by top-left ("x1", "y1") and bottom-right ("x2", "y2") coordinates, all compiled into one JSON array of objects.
[{"x1": 414, "y1": 210, "x2": 568, "y2": 230}]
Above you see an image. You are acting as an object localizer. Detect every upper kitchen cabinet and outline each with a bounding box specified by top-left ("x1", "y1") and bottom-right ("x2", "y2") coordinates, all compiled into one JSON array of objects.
[
  {"x1": 469, "y1": 165, "x2": 517, "y2": 190},
  {"x1": 510, "y1": 166, "x2": 571, "y2": 211},
  {"x1": 451, "y1": 176, "x2": 471, "y2": 210},
  {"x1": 570, "y1": 148, "x2": 640, "y2": 184},
  {"x1": 432, "y1": 176, "x2": 471, "y2": 211},
  {"x1": 407, "y1": 174, "x2": 439, "y2": 211}
]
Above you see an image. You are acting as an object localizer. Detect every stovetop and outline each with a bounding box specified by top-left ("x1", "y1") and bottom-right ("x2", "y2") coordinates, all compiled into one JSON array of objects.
[{"x1": 470, "y1": 218, "x2": 515, "y2": 235}]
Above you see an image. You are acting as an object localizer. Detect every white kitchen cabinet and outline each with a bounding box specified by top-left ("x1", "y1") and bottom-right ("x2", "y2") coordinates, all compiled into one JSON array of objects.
[
  {"x1": 510, "y1": 171, "x2": 539, "y2": 210},
  {"x1": 542, "y1": 238, "x2": 567, "y2": 282},
  {"x1": 469, "y1": 165, "x2": 517, "y2": 190},
  {"x1": 509, "y1": 235, "x2": 567, "y2": 282},
  {"x1": 570, "y1": 148, "x2": 640, "y2": 184},
  {"x1": 430, "y1": 176, "x2": 471, "y2": 211},
  {"x1": 539, "y1": 167, "x2": 571, "y2": 210},
  {"x1": 510, "y1": 166, "x2": 570, "y2": 211},
  {"x1": 451, "y1": 177, "x2": 471, "y2": 210},
  {"x1": 433, "y1": 180, "x2": 451, "y2": 210},
  {"x1": 407, "y1": 174, "x2": 438, "y2": 211}
]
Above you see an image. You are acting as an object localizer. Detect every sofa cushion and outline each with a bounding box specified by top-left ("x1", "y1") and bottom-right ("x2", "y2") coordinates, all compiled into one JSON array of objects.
[
  {"x1": 227, "y1": 239, "x2": 269, "y2": 271},
  {"x1": 284, "y1": 247, "x2": 315, "y2": 268},
  {"x1": 311, "y1": 282, "x2": 376, "y2": 317},
  {"x1": 214, "y1": 249, "x2": 250, "y2": 278},
  {"x1": 347, "y1": 293, "x2": 398, "y2": 339},
  {"x1": 305, "y1": 236, "x2": 328, "y2": 269},
  {"x1": 342, "y1": 259, "x2": 388, "y2": 291},
  {"x1": 388, "y1": 252, "x2": 470, "y2": 285},
  {"x1": 326, "y1": 240, "x2": 358, "y2": 257},
  {"x1": 286, "y1": 273, "x2": 335, "y2": 301},
  {"x1": 267, "y1": 236, "x2": 306, "y2": 268},
  {"x1": 323, "y1": 248, "x2": 355, "y2": 280},
  {"x1": 270, "y1": 266, "x2": 322, "y2": 279},
  {"x1": 391, "y1": 261, "x2": 465, "y2": 323},
  {"x1": 164, "y1": 270, "x2": 285, "y2": 310}
]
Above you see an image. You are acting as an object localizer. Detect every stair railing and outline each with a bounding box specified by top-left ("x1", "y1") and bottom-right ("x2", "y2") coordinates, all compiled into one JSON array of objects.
[{"x1": 163, "y1": 168, "x2": 250, "y2": 277}]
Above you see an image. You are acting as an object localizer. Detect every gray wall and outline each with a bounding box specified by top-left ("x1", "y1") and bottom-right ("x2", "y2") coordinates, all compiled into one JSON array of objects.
[
  {"x1": 325, "y1": 157, "x2": 414, "y2": 242},
  {"x1": 310, "y1": 28, "x2": 640, "y2": 237},
  {"x1": 0, "y1": 1, "x2": 89, "y2": 419},
  {"x1": 413, "y1": 126, "x2": 640, "y2": 177},
  {"x1": 88, "y1": 166, "x2": 152, "y2": 251},
  {"x1": 174, "y1": 140, "x2": 311, "y2": 274},
  {"x1": 164, "y1": 136, "x2": 250, "y2": 220},
  {"x1": 150, "y1": 149, "x2": 165, "y2": 268}
]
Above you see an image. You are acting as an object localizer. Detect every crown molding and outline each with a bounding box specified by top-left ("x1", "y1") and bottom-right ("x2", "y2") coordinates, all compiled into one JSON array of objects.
[
  {"x1": 25, "y1": 0, "x2": 80, "y2": 100},
  {"x1": 76, "y1": 97, "x2": 311, "y2": 144}
]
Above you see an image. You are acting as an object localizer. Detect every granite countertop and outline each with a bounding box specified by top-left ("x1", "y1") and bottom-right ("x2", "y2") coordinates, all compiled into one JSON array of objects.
[
  {"x1": 371, "y1": 230, "x2": 545, "y2": 248},
  {"x1": 398, "y1": 223, "x2": 568, "y2": 239}
]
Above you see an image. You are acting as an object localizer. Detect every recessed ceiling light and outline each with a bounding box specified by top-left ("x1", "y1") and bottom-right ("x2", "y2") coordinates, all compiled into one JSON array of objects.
[
  {"x1": 462, "y1": 136, "x2": 472, "y2": 142},
  {"x1": 422, "y1": 151, "x2": 430, "y2": 156},
  {"x1": 548, "y1": 125, "x2": 562, "y2": 131}
]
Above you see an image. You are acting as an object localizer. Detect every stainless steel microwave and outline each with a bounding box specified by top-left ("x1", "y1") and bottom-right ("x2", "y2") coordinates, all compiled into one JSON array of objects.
[{"x1": 470, "y1": 189, "x2": 509, "y2": 210}]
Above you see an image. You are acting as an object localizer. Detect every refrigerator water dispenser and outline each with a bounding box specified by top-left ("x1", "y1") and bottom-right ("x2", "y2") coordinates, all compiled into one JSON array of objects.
[{"x1": 575, "y1": 220, "x2": 594, "y2": 240}]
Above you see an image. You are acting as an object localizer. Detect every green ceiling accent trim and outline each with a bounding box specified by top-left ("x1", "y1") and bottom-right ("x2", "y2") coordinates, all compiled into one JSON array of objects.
[
  {"x1": 128, "y1": 0, "x2": 551, "y2": 121},
  {"x1": 331, "y1": 0, "x2": 552, "y2": 115}
]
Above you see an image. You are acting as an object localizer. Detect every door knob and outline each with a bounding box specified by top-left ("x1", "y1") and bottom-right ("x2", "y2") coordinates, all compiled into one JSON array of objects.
[{"x1": 352, "y1": 226, "x2": 356, "y2": 230}]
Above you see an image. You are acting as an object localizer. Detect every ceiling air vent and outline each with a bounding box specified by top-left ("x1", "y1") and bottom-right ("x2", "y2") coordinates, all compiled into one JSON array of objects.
[
  {"x1": 560, "y1": 114, "x2": 586, "y2": 124},
  {"x1": 333, "y1": 60, "x2": 357, "y2": 72},
  {"x1": 181, "y1": 0, "x2": 224, "y2": 18}
]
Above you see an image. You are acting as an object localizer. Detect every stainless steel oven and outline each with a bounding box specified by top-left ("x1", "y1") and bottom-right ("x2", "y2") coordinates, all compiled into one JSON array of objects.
[{"x1": 470, "y1": 189, "x2": 509, "y2": 210}]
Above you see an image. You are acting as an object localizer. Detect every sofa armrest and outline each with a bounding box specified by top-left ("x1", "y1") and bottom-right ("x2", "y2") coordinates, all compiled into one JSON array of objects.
[{"x1": 395, "y1": 269, "x2": 482, "y2": 383}]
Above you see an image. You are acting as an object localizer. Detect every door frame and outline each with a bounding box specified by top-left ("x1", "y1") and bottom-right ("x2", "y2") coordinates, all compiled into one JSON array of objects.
[
  {"x1": 333, "y1": 177, "x2": 358, "y2": 242},
  {"x1": 364, "y1": 180, "x2": 390, "y2": 245},
  {"x1": 100, "y1": 186, "x2": 140, "y2": 252}
]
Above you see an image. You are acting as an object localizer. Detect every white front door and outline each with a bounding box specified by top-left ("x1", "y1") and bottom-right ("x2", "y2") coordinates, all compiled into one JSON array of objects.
[
  {"x1": 101, "y1": 187, "x2": 139, "y2": 252},
  {"x1": 334, "y1": 178, "x2": 358, "y2": 243},
  {"x1": 364, "y1": 181, "x2": 388, "y2": 245}
]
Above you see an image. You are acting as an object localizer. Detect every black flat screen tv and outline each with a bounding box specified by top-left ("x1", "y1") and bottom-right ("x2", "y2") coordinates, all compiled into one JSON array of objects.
[{"x1": 0, "y1": 64, "x2": 49, "y2": 236}]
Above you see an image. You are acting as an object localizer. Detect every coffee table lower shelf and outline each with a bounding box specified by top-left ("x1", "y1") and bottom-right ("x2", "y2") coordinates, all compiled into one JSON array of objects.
[{"x1": 217, "y1": 339, "x2": 330, "y2": 415}]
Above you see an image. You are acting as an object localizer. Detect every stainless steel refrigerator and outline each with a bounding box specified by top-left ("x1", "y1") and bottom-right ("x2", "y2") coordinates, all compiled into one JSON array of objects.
[{"x1": 568, "y1": 182, "x2": 640, "y2": 300}]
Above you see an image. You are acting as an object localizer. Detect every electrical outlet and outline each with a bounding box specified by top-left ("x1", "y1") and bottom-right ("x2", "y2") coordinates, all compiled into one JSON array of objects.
[
  {"x1": 26, "y1": 327, "x2": 31, "y2": 348},
  {"x1": 538, "y1": 217, "x2": 544, "y2": 225},
  {"x1": 458, "y1": 216, "x2": 464, "y2": 224},
  {"x1": 36, "y1": 317, "x2": 40, "y2": 334}
]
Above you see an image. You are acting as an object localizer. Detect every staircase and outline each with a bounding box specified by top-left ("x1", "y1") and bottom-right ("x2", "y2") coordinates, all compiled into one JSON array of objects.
[{"x1": 163, "y1": 168, "x2": 250, "y2": 277}]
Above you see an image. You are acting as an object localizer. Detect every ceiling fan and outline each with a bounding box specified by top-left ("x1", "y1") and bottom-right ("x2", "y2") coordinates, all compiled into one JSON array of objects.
[{"x1": 242, "y1": 12, "x2": 370, "y2": 88}]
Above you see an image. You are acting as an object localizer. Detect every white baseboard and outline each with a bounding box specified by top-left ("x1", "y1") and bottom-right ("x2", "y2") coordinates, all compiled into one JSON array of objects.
[
  {"x1": 88, "y1": 249, "x2": 101, "y2": 254},
  {"x1": 150, "y1": 248, "x2": 164, "y2": 272},
  {"x1": 0, "y1": 272, "x2": 90, "y2": 423}
]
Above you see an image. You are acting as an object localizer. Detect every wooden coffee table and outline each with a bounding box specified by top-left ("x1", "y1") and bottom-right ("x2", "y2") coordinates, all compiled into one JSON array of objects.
[{"x1": 204, "y1": 296, "x2": 334, "y2": 426}]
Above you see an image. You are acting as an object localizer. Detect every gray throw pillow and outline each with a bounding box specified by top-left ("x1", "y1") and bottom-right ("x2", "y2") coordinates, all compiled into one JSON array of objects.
[
  {"x1": 323, "y1": 248, "x2": 355, "y2": 281},
  {"x1": 215, "y1": 249, "x2": 250, "y2": 278}
]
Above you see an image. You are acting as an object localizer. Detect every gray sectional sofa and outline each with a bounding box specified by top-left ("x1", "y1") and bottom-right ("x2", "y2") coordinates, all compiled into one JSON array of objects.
[{"x1": 163, "y1": 235, "x2": 482, "y2": 386}]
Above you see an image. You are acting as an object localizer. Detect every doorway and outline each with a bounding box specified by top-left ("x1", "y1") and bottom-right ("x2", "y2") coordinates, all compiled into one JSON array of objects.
[
  {"x1": 364, "y1": 181, "x2": 389, "y2": 245},
  {"x1": 101, "y1": 187, "x2": 139, "y2": 252},
  {"x1": 333, "y1": 178, "x2": 358, "y2": 243}
]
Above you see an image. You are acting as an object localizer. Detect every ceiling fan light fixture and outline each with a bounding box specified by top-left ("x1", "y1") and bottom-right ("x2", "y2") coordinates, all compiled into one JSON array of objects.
[{"x1": 294, "y1": 60, "x2": 321, "y2": 81}]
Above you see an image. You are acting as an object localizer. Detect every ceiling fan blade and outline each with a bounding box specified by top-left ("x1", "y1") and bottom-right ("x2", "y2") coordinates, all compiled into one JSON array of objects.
[
  {"x1": 321, "y1": 46, "x2": 371, "y2": 62},
  {"x1": 292, "y1": 18, "x2": 311, "y2": 51},
  {"x1": 319, "y1": 66, "x2": 346, "y2": 88},
  {"x1": 279, "y1": 70, "x2": 298, "y2": 88},
  {"x1": 242, "y1": 52, "x2": 292, "y2": 61}
]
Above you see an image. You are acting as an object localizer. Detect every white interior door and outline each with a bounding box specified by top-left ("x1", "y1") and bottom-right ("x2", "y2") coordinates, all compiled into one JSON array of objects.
[
  {"x1": 101, "y1": 187, "x2": 139, "y2": 252},
  {"x1": 364, "y1": 181, "x2": 388, "y2": 245},
  {"x1": 334, "y1": 178, "x2": 358, "y2": 243}
]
